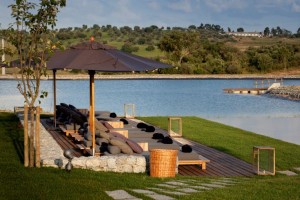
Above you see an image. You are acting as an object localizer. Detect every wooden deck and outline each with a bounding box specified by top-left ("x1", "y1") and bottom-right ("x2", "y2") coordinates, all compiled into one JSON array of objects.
[
  {"x1": 175, "y1": 137, "x2": 254, "y2": 177},
  {"x1": 41, "y1": 119, "x2": 255, "y2": 177}
]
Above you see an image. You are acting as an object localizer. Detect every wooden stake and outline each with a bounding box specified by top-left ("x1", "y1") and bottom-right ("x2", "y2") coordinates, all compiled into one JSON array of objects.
[
  {"x1": 24, "y1": 105, "x2": 29, "y2": 167},
  {"x1": 35, "y1": 106, "x2": 40, "y2": 167},
  {"x1": 29, "y1": 107, "x2": 35, "y2": 167}
]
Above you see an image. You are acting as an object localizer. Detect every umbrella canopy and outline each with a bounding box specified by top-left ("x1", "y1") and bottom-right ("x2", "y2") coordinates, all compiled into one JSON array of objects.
[
  {"x1": 47, "y1": 41, "x2": 172, "y2": 156},
  {"x1": 47, "y1": 41, "x2": 170, "y2": 72}
]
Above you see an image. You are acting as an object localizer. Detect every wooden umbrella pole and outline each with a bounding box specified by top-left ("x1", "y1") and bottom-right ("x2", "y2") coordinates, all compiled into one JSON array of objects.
[
  {"x1": 53, "y1": 69, "x2": 57, "y2": 127},
  {"x1": 35, "y1": 106, "x2": 40, "y2": 167},
  {"x1": 89, "y1": 70, "x2": 96, "y2": 156},
  {"x1": 24, "y1": 105, "x2": 29, "y2": 167}
]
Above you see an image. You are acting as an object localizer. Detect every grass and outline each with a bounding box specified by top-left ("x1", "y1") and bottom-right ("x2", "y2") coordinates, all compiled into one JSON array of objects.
[
  {"x1": 138, "y1": 116, "x2": 300, "y2": 170},
  {"x1": 0, "y1": 112, "x2": 300, "y2": 199},
  {"x1": 228, "y1": 37, "x2": 300, "y2": 52}
]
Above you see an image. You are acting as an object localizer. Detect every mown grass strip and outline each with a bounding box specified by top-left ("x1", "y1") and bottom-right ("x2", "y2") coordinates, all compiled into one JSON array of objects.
[{"x1": 138, "y1": 116, "x2": 300, "y2": 170}]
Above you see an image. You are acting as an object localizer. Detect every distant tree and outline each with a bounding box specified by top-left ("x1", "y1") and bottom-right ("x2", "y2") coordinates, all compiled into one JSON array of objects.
[
  {"x1": 166, "y1": 27, "x2": 171, "y2": 30},
  {"x1": 92, "y1": 24, "x2": 100, "y2": 30},
  {"x1": 134, "y1": 26, "x2": 141, "y2": 32},
  {"x1": 198, "y1": 23, "x2": 204, "y2": 29},
  {"x1": 276, "y1": 26, "x2": 283, "y2": 35},
  {"x1": 228, "y1": 27, "x2": 231, "y2": 32},
  {"x1": 271, "y1": 28, "x2": 277, "y2": 36},
  {"x1": 237, "y1": 27, "x2": 244, "y2": 32},
  {"x1": 82, "y1": 24, "x2": 88, "y2": 30},
  {"x1": 264, "y1": 27, "x2": 270, "y2": 36},
  {"x1": 158, "y1": 31, "x2": 200, "y2": 66},
  {"x1": 188, "y1": 25, "x2": 196, "y2": 30},
  {"x1": 137, "y1": 37, "x2": 146, "y2": 45},
  {"x1": 297, "y1": 27, "x2": 300, "y2": 34}
]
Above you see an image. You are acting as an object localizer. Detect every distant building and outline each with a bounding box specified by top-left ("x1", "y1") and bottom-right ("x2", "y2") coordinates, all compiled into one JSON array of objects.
[{"x1": 227, "y1": 32, "x2": 263, "y2": 37}]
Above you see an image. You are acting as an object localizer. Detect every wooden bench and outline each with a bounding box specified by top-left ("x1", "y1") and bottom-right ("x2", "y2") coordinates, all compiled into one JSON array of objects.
[
  {"x1": 178, "y1": 154, "x2": 210, "y2": 170},
  {"x1": 59, "y1": 125, "x2": 77, "y2": 136},
  {"x1": 69, "y1": 132, "x2": 84, "y2": 142},
  {"x1": 76, "y1": 144, "x2": 100, "y2": 156}
]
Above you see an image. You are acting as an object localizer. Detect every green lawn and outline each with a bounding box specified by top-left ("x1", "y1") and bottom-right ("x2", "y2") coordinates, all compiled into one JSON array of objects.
[
  {"x1": 0, "y1": 112, "x2": 299, "y2": 199},
  {"x1": 138, "y1": 116, "x2": 300, "y2": 170}
]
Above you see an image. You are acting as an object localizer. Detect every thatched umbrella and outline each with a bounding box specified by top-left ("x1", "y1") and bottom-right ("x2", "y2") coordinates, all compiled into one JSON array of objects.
[{"x1": 47, "y1": 39, "x2": 171, "y2": 156}]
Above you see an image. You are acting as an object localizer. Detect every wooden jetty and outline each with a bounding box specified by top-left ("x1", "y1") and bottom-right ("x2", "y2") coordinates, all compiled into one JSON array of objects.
[{"x1": 223, "y1": 87, "x2": 268, "y2": 95}]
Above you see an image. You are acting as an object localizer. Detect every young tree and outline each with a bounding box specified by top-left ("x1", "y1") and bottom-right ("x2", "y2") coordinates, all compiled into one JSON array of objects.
[{"x1": 7, "y1": 0, "x2": 65, "y2": 167}]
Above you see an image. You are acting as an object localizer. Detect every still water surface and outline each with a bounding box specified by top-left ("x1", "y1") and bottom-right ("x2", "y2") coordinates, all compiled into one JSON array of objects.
[{"x1": 0, "y1": 79, "x2": 299, "y2": 145}]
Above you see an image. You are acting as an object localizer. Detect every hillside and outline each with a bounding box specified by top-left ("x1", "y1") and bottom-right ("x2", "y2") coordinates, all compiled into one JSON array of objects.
[{"x1": 2, "y1": 25, "x2": 300, "y2": 74}]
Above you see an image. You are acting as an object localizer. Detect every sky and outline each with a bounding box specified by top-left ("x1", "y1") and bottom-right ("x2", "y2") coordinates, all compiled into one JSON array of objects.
[{"x1": 0, "y1": 0, "x2": 300, "y2": 33}]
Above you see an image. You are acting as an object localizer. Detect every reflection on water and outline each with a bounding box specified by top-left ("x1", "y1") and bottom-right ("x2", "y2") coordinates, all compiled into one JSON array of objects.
[
  {"x1": 0, "y1": 79, "x2": 299, "y2": 145},
  {"x1": 209, "y1": 117, "x2": 300, "y2": 145}
]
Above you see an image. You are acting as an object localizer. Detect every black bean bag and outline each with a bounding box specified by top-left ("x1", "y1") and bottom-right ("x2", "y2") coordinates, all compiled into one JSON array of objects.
[
  {"x1": 145, "y1": 125, "x2": 155, "y2": 132},
  {"x1": 120, "y1": 118, "x2": 129, "y2": 124},
  {"x1": 152, "y1": 133, "x2": 164, "y2": 139},
  {"x1": 161, "y1": 136, "x2": 173, "y2": 144},
  {"x1": 181, "y1": 144, "x2": 192, "y2": 153},
  {"x1": 110, "y1": 112, "x2": 117, "y2": 118},
  {"x1": 137, "y1": 122, "x2": 148, "y2": 129}
]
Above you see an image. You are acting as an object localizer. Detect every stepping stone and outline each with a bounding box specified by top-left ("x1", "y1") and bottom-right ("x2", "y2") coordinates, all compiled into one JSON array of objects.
[
  {"x1": 164, "y1": 181, "x2": 188, "y2": 186},
  {"x1": 190, "y1": 185, "x2": 213, "y2": 190},
  {"x1": 277, "y1": 170, "x2": 298, "y2": 176},
  {"x1": 106, "y1": 190, "x2": 141, "y2": 200},
  {"x1": 148, "y1": 188, "x2": 187, "y2": 196},
  {"x1": 294, "y1": 167, "x2": 300, "y2": 171},
  {"x1": 212, "y1": 181, "x2": 234, "y2": 186},
  {"x1": 132, "y1": 189, "x2": 175, "y2": 200},
  {"x1": 200, "y1": 183, "x2": 225, "y2": 188},
  {"x1": 176, "y1": 188, "x2": 199, "y2": 193},
  {"x1": 156, "y1": 184, "x2": 178, "y2": 188}
]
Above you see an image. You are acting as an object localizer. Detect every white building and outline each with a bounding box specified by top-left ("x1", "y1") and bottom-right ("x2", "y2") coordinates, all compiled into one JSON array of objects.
[{"x1": 227, "y1": 32, "x2": 263, "y2": 37}]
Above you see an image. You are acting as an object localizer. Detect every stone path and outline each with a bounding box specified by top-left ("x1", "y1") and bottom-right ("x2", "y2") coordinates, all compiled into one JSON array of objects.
[
  {"x1": 277, "y1": 170, "x2": 298, "y2": 176},
  {"x1": 106, "y1": 177, "x2": 245, "y2": 200}
]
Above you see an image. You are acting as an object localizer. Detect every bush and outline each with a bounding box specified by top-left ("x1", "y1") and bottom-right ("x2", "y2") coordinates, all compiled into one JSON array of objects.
[
  {"x1": 121, "y1": 43, "x2": 139, "y2": 53},
  {"x1": 145, "y1": 45, "x2": 155, "y2": 51}
]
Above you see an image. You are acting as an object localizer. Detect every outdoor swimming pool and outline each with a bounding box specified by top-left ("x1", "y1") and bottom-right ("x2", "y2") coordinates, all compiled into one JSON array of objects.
[{"x1": 0, "y1": 79, "x2": 299, "y2": 144}]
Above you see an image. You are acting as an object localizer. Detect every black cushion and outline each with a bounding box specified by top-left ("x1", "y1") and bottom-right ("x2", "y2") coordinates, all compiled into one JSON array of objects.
[
  {"x1": 100, "y1": 142, "x2": 109, "y2": 153},
  {"x1": 181, "y1": 144, "x2": 192, "y2": 153},
  {"x1": 137, "y1": 122, "x2": 148, "y2": 129},
  {"x1": 120, "y1": 118, "x2": 129, "y2": 124},
  {"x1": 110, "y1": 112, "x2": 117, "y2": 118},
  {"x1": 60, "y1": 103, "x2": 69, "y2": 108},
  {"x1": 160, "y1": 136, "x2": 173, "y2": 144},
  {"x1": 152, "y1": 133, "x2": 164, "y2": 139},
  {"x1": 145, "y1": 126, "x2": 155, "y2": 132},
  {"x1": 68, "y1": 104, "x2": 76, "y2": 110}
]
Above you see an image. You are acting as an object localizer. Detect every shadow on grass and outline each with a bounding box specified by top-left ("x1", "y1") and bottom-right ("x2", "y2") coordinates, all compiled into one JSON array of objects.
[
  {"x1": 2, "y1": 114, "x2": 25, "y2": 164},
  {"x1": 209, "y1": 145, "x2": 235, "y2": 155}
]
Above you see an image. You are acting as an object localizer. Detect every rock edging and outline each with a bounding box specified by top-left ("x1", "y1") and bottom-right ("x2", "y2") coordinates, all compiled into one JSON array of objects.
[{"x1": 267, "y1": 86, "x2": 300, "y2": 100}]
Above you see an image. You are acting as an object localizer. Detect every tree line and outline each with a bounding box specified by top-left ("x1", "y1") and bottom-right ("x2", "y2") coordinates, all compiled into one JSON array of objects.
[{"x1": 1, "y1": 23, "x2": 300, "y2": 74}]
